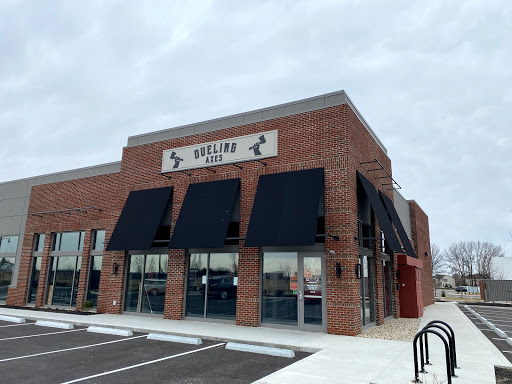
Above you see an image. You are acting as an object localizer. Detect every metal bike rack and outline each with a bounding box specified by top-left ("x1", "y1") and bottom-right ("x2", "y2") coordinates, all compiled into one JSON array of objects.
[
  {"x1": 413, "y1": 320, "x2": 458, "y2": 384},
  {"x1": 413, "y1": 328, "x2": 452, "y2": 384}
]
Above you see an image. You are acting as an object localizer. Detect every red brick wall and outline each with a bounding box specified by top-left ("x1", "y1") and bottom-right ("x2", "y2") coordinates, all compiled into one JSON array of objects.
[
  {"x1": 7, "y1": 103, "x2": 429, "y2": 336},
  {"x1": 409, "y1": 201, "x2": 434, "y2": 307}
]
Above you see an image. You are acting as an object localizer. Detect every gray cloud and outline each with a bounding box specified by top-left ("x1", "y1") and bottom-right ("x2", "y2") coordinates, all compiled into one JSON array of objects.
[{"x1": 1, "y1": 0, "x2": 511, "y2": 255}]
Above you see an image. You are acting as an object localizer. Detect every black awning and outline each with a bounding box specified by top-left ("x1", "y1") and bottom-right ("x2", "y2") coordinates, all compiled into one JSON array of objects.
[
  {"x1": 379, "y1": 191, "x2": 417, "y2": 258},
  {"x1": 168, "y1": 179, "x2": 240, "y2": 249},
  {"x1": 356, "y1": 171, "x2": 402, "y2": 253},
  {"x1": 244, "y1": 168, "x2": 324, "y2": 247},
  {"x1": 106, "y1": 187, "x2": 173, "y2": 251}
]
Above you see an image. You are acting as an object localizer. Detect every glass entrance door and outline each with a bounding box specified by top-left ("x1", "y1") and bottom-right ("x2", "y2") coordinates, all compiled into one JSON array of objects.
[{"x1": 262, "y1": 252, "x2": 325, "y2": 331}]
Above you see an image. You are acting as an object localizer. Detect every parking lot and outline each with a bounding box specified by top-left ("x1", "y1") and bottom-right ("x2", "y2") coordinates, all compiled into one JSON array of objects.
[
  {"x1": 0, "y1": 318, "x2": 308, "y2": 384},
  {"x1": 459, "y1": 304, "x2": 512, "y2": 364}
]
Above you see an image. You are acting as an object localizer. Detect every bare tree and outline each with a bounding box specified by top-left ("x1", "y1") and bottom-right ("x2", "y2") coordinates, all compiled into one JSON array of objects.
[
  {"x1": 430, "y1": 243, "x2": 445, "y2": 276},
  {"x1": 444, "y1": 241, "x2": 505, "y2": 285}
]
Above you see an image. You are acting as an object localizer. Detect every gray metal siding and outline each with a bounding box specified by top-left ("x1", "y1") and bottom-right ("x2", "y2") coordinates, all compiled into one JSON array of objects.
[
  {"x1": 126, "y1": 90, "x2": 388, "y2": 154},
  {"x1": 483, "y1": 280, "x2": 512, "y2": 302},
  {"x1": 393, "y1": 189, "x2": 412, "y2": 240}
]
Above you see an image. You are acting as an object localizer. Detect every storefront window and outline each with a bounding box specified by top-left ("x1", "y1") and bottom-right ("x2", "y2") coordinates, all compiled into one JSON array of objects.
[
  {"x1": 27, "y1": 257, "x2": 42, "y2": 304},
  {"x1": 52, "y1": 231, "x2": 85, "y2": 252},
  {"x1": 262, "y1": 252, "x2": 298, "y2": 326},
  {"x1": 34, "y1": 234, "x2": 45, "y2": 252},
  {"x1": 0, "y1": 236, "x2": 18, "y2": 254},
  {"x1": 46, "y1": 256, "x2": 82, "y2": 307},
  {"x1": 87, "y1": 256, "x2": 103, "y2": 307},
  {"x1": 124, "y1": 254, "x2": 168, "y2": 314},
  {"x1": 0, "y1": 257, "x2": 15, "y2": 301},
  {"x1": 186, "y1": 253, "x2": 238, "y2": 320},
  {"x1": 92, "y1": 230, "x2": 105, "y2": 251}
]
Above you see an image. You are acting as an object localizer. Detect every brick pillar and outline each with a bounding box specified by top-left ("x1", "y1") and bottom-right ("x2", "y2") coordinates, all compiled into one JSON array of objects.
[
  {"x1": 75, "y1": 231, "x2": 92, "y2": 310},
  {"x1": 325, "y1": 166, "x2": 361, "y2": 336},
  {"x1": 164, "y1": 249, "x2": 187, "y2": 320},
  {"x1": 235, "y1": 174, "x2": 260, "y2": 327}
]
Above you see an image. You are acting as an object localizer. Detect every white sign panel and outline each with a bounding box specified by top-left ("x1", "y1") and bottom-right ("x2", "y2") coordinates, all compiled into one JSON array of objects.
[{"x1": 162, "y1": 130, "x2": 278, "y2": 173}]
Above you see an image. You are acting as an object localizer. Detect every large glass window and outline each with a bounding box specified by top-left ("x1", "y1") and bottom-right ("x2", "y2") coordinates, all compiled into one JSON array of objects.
[
  {"x1": 0, "y1": 257, "x2": 15, "y2": 301},
  {"x1": 46, "y1": 256, "x2": 82, "y2": 307},
  {"x1": 262, "y1": 252, "x2": 298, "y2": 326},
  {"x1": 186, "y1": 253, "x2": 238, "y2": 320},
  {"x1": 34, "y1": 234, "x2": 45, "y2": 252},
  {"x1": 0, "y1": 236, "x2": 18, "y2": 254},
  {"x1": 27, "y1": 257, "x2": 42, "y2": 304},
  {"x1": 87, "y1": 256, "x2": 103, "y2": 307},
  {"x1": 52, "y1": 232, "x2": 85, "y2": 252},
  {"x1": 92, "y1": 230, "x2": 105, "y2": 251},
  {"x1": 124, "y1": 254, "x2": 168, "y2": 314}
]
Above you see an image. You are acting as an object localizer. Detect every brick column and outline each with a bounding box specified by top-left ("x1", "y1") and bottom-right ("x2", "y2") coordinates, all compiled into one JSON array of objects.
[{"x1": 164, "y1": 249, "x2": 187, "y2": 320}]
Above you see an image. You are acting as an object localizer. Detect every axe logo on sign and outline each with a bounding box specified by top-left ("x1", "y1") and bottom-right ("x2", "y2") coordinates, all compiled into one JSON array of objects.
[
  {"x1": 170, "y1": 151, "x2": 183, "y2": 168},
  {"x1": 249, "y1": 135, "x2": 266, "y2": 156}
]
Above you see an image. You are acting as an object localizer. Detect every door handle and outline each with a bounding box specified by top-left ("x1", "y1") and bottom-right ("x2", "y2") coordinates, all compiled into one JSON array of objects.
[{"x1": 298, "y1": 291, "x2": 303, "y2": 300}]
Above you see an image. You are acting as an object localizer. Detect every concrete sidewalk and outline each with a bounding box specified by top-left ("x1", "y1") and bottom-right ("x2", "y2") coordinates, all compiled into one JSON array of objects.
[{"x1": 0, "y1": 302, "x2": 509, "y2": 383}]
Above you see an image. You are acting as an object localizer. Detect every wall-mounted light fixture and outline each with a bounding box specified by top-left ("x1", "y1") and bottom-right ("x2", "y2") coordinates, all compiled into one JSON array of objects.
[
  {"x1": 424, "y1": 252, "x2": 430, "y2": 257},
  {"x1": 112, "y1": 263, "x2": 119, "y2": 275},
  {"x1": 355, "y1": 263, "x2": 361, "y2": 279}
]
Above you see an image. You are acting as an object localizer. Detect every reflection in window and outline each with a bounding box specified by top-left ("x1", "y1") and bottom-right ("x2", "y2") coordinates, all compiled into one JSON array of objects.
[
  {"x1": 46, "y1": 256, "x2": 82, "y2": 307},
  {"x1": 92, "y1": 230, "x2": 105, "y2": 251},
  {"x1": 124, "y1": 254, "x2": 168, "y2": 314},
  {"x1": 34, "y1": 234, "x2": 45, "y2": 252},
  {"x1": 261, "y1": 252, "x2": 298, "y2": 326},
  {"x1": 0, "y1": 236, "x2": 18, "y2": 254},
  {"x1": 27, "y1": 257, "x2": 42, "y2": 304},
  {"x1": 0, "y1": 257, "x2": 15, "y2": 301},
  {"x1": 185, "y1": 253, "x2": 238, "y2": 320},
  {"x1": 52, "y1": 232, "x2": 85, "y2": 251},
  {"x1": 87, "y1": 256, "x2": 102, "y2": 307}
]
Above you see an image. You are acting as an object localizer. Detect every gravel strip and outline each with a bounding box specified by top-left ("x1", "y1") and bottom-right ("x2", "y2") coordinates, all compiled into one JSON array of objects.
[{"x1": 356, "y1": 318, "x2": 421, "y2": 341}]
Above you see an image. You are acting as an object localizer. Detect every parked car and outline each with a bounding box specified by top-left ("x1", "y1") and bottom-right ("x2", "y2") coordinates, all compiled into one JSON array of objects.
[
  {"x1": 144, "y1": 279, "x2": 166, "y2": 295},
  {"x1": 455, "y1": 286, "x2": 467, "y2": 292},
  {"x1": 200, "y1": 276, "x2": 237, "y2": 300}
]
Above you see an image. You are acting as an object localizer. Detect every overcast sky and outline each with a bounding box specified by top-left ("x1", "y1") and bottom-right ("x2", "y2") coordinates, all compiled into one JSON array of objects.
[{"x1": 1, "y1": 1, "x2": 510, "y2": 257}]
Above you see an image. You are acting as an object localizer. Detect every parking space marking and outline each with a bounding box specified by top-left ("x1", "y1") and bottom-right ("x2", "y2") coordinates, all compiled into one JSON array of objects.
[
  {"x1": 0, "y1": 323, "x2": 33, "y2": 328},
  {"x1": 0, "y1": 328, "x2": 84, "y2": 341},
  {"x1": 0, "y1": 335, "x2": 146, "y2": 363},
  {"x1": 59, "y1": 342, "x2": 226, "y2": 384}
]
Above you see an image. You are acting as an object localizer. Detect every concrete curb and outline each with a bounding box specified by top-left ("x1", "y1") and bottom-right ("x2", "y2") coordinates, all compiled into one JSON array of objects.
[
  {"x1": 494, "y1": 328, "x2": 508, "y2": 338},
  {"x1": 0, "y1": 315, "x2": 25, "y2": 323},
  {"x1": 147, "y1": 333, "x2": 202, "y2": 345},
  {"x1": 226, "y1": 342, "x2": 295, "y2": 358},
  {"x1": 35, "y1": 320, "x2": 74, "y2": 329},
  {"x1": 87, "y1": 326, "x2": 133, "y2": 336}
]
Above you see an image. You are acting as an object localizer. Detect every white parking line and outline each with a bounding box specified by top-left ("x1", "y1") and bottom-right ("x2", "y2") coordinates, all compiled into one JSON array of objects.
[
  {"x1": 59, "y1": 343, "x2": 226, "y2": 384},
  {"x1": 0, "y1": 335, "x2": 146, "y2": 363},
  {"x1": 0, "y1": 329, "x2": 84, "y2": 341},
  {"x1": 0, "y1": 323, "x2": 33, "y2": 328}
]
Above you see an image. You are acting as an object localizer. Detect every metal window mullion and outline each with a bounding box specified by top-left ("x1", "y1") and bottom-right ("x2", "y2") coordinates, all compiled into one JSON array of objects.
[
  {"x1": 138, "y1": 256, "x2": 146, "y2": 313},
  {"x1": 69, "y1": 257, "x2": 78, "y2": 307},
  {"x1": 51, "y1": 258, "x2": 58, "y2": 305},
  {"x1": 204, "y1": 254, "x2": 210, "y2": 318}
]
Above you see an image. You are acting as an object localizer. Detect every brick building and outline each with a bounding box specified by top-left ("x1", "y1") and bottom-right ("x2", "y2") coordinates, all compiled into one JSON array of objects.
[{"x1": 0, "y1": 90, "x2": 433, "y2": 335}]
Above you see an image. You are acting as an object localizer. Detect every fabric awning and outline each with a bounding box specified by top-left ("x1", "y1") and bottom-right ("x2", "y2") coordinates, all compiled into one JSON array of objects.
[
  {"x1": 244, "y1": 168, "x2": 324, "y2": 247},
  {"x1": 106, "y1": 187, "x2": 173, "y2": 251},
  {"x1": 168, "y1": 179, "x2": 240, "y2": 249},
  {"x1": 356, "y1": 171, "x2": 402, "y2": 253},
  {"x1": 379, "y1": 191, "x2": 417, "y2": 258}
]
